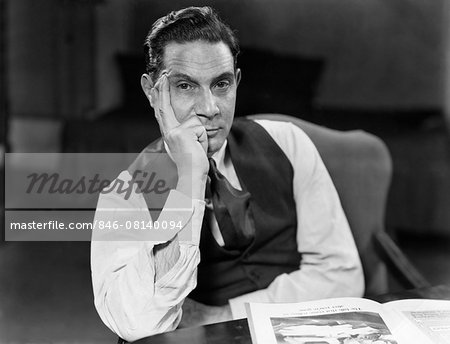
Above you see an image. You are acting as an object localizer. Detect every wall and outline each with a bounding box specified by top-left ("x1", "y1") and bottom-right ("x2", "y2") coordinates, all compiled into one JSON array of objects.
[
  {"x1": 95, "y1": 0, "x2": 132, "y2": 115},
  {"x1": 6, "y1": 0, "x2": 449, "y2": 152},
  {"x1": 445, "y1": 0, "x2": 450, "y2": 129},
  {"x1": 7, "y1": 0, "x2": 96, "y2": 151},
  {"x1": 123, "y1": 0, "x2": 447, "y2": 110},
  {"x1": 8, "y1": 0, "x2": 60, "y2": 118},
  {"x1": 8, "y1": 0, "x2": 95, "y2": 120}
]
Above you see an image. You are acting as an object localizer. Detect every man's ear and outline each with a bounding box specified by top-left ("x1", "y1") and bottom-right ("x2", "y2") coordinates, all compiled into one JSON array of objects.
[
  {"x1": 141, "y1": 73, "x2": 155, "y2": 107},
  {"x1": 236, "y1": 68, "x2": 242, "y2": 87}
]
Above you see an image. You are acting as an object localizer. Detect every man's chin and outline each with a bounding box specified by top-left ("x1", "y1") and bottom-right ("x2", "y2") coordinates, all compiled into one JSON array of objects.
[
  {"x1": 207, "y1": 145, "x2": 218, "y2": 158},
  {"x1": 206, "y1": 137, "x2": 225, "y2": 157}
]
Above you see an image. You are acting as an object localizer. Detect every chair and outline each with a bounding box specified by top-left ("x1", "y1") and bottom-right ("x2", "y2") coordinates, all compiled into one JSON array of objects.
[{"x1": 247, "y1": 113, "x2": 430, "y2": 296}]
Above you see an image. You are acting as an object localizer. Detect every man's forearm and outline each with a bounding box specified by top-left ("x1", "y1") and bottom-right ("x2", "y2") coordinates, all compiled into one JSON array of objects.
[
  {"x1": 176, "y1": 173, "x2": 207, "y2": 201},
  {"x1": 153, "y1": 237, "x2": 180, "y2": 281},
  {"x1": 178, "y1": 298, "x2": 232, "y2": 328},
  {"x1": 93, "y1": 242, "x2": 200, "y2": 341},
  {"x1": 152, "y1": 172, "x2": 206, "y2": 280},
  {"x1": 92, "y1": 176, "x2": 206, "y2": 341}
]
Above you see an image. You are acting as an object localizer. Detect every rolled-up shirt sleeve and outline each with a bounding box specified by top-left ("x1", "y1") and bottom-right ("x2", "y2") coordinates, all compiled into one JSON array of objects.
[
  {"x1": 91, "y1": 171, "x2": 205, "y2": 341},
  {"x1": 228, "y1": 120, "x2": 364, "y2": 319}
]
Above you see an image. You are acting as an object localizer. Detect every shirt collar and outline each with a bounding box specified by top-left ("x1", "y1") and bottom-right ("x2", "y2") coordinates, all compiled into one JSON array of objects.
[{"x1": 210, "y1": 139, "x2": 228, "y2": 172}]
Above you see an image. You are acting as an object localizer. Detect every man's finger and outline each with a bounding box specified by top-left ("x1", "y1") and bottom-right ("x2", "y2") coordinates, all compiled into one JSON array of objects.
[
  {"x1": 151, "y1": 87, "x2": 162, "y2": 123},
  {"x1": 151, "y1": 72, "x2": 174, "y2": 134},
  {"x1": 158, "y1": 74, "x2": 180, "y2": 133},
  {"x1": 178, "y1": 115, "x2": 204, "y2": 129},
  {"x1": 192, "y1": 124, "x2": 208, "y2": 154}
]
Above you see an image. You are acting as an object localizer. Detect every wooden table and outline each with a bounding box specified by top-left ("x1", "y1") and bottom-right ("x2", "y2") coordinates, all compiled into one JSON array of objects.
[{"x1": 132, "y1": 284, "x2": 450, "y2": 344}]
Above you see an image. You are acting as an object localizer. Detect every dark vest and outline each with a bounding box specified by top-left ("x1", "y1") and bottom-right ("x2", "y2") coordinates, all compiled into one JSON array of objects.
[{"x1": 189, "y1": 119, "x2": 300, "y2": 305}]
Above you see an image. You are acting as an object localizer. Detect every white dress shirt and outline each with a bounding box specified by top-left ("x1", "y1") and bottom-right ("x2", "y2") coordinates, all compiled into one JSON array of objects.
[{"x1": 91, "y1": 119, "x2": 364, "y2": 342}]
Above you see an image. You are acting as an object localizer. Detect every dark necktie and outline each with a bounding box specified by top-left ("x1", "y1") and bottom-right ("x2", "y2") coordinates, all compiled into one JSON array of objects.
[{"x1": 206, "y1": 158, "x2": 255, "y2": 250}]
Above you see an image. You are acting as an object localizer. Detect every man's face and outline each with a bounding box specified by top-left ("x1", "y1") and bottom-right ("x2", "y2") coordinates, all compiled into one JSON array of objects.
[{"x1": 161, "y1": 40, "x2": 240, "y2": 156}]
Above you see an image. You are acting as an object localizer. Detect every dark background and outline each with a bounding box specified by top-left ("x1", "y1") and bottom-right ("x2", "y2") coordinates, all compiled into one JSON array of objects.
[{"x1": 1, "y1": 0, "x2": 450, "y2": 343}]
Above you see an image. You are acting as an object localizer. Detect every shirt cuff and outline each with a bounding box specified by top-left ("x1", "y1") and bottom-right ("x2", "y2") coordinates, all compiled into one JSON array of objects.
[{"x1": 228, "y1": 288, "x2": 271, "y2": 319}]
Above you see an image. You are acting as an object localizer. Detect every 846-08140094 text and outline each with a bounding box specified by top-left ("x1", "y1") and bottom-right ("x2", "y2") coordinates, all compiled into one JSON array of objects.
[{"x1": 9, "y1": 220, "x2": 183, "y2": 231}]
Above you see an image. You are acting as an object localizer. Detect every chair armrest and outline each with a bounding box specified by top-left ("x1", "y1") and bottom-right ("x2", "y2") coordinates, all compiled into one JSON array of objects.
[{"x1": 374, "y1": 231, "x2": 431, "y2": 289}]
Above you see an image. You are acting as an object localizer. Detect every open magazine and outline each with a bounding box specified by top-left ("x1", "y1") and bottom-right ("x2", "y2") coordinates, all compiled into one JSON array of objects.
[{"x1": 246, "y1": 298, "x2": 450, "y2": 344}]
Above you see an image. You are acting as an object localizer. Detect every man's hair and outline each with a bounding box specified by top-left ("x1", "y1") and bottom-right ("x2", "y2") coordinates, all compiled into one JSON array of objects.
[{"x1": 144, "y1": 6, "x2": 240, "y2": 81}]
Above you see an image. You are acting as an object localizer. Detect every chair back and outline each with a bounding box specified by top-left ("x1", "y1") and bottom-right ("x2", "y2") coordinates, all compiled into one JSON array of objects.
[{"x1": 247, "y1": 114, "x2": 392, "y2": 296}]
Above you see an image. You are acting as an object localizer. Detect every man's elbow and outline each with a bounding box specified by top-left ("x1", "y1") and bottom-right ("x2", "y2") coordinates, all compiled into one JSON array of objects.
[
  {"x1": 93, "y1": 284, "x2": 183, "y2": 342},
  {"x1": 93, "y1": 291, "x2": 131, "y2": 341},
  {"x1": 94, "y1": 295, "x2": 171, "y2": 342}
]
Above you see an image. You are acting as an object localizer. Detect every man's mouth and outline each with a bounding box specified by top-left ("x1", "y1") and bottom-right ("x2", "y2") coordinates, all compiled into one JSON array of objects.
[{"x1": 205, "y1": 128, "x2": 220, "y2": 136}]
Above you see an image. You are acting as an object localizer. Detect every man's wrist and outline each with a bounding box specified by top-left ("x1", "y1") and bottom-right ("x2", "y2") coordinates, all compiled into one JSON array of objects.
[
  {"x1": 212, "y1": 304, "x2": 232, "y2": 323},
  {"x1": 176, "y1": 174, "x2": 207, "y2": 200}
]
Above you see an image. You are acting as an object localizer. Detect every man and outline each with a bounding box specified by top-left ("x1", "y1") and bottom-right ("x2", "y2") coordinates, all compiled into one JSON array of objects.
[{"x1": 91, "y1": 6, "x2": 363, "y2": 342}]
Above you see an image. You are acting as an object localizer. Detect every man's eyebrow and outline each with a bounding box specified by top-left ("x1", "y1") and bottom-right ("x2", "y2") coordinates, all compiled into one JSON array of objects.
[
  {"x1": 168, "y1": 73, "x2": 197, "y2": 83},
  {"x1": 168, "y1": 72, "x2": 235, "y2": 84},
  {"x1": 211, "y1": 72, "x2": 235, "y2": 84}
]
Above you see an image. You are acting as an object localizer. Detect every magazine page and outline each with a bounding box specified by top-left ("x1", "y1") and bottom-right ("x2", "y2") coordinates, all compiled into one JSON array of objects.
[
  {"x1": 383, "y1": 299, "x2": 450, "y2": 344},
  {"x1": 246, "y1": 297, "x2": 403, "y2": 344}
]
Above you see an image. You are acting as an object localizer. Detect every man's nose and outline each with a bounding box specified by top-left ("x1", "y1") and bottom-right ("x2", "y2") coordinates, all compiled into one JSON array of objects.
[{"x1": 195, "y1": 89, "x2": 219, "y2": 118}]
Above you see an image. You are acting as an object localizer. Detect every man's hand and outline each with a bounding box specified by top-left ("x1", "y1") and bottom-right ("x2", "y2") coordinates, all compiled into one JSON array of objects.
[
  {"x1": 149, "y1": 72, "x2": 209, "y2": 279},
  {"x1": 178, "y1": 298, "x2": 233, "y2": 329},
  {"x1": 151, "y1": 72, "x2": 209, "y2": 184}
]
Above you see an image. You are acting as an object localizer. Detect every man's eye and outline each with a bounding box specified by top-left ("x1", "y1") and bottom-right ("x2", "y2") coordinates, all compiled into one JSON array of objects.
[
  {"x1": 215, "y1": 81, "x2": 230, "y2": 89},
  {"x1": 177, "y1": 83, "x2": 192, "y2": 90}
]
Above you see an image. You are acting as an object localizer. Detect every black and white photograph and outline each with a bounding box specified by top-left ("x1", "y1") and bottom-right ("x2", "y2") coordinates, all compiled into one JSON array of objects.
[{"x1": 1, "y1": 1, "x2": 450, "y2": 343}]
